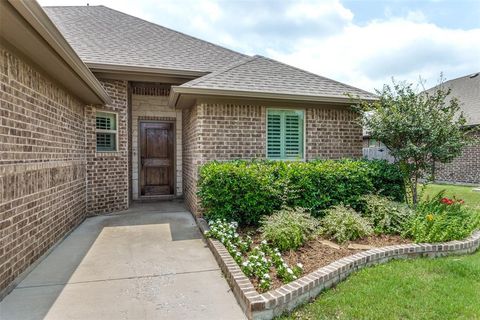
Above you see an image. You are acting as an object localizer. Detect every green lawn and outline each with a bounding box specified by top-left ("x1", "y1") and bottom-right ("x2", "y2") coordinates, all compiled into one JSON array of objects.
[
  {"x1": 278, "y1": 251, "x2": 480, "y2": 320},
  {"x1": 420, "y1": 183, "x2": 480, "y2": 212}
]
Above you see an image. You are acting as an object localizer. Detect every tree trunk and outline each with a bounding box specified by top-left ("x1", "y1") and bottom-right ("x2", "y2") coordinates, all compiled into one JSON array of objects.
[{"x1": 412, "y1": 175, "x2": 418, "y2": 206}]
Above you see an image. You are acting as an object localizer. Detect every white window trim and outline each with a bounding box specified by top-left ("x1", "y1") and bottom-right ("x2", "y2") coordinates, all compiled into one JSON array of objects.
[
  {"x1": 95, "y1": 110, "x2": 119, "y2": 152},
  {"x1": 266, "y1": 108, "x2": 306, "y2": 161}
]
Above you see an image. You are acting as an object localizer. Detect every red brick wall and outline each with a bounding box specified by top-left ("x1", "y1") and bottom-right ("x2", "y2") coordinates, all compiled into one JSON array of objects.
[
  {"x1": 0, "y1": 45, "x2": 87, "y2": 294},
  {"x1": 434, "y1": 131, "x2": 480, "y2": 184},
  {"x1": 85, "y1": 79, "x2": 129, "y2": 215},
  {"x1": 182, "y1": 101, "x2": 363, "y2": 214}
]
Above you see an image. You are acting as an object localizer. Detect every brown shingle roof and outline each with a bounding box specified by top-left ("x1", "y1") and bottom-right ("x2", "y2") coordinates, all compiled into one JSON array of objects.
[
  {"x1": 43, "y1": 5, "x2": 247, "y2": 72},
  {"x1": 44, "y1": 6, "x2": 376, "y2": 101},
  {"x1": 181, "y1": 55, "x2": 376, "y2": 100}
]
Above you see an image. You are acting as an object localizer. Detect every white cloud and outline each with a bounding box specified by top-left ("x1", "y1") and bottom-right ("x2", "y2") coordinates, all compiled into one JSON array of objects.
[
  {"x1": 269, "y1": 17, "x2": 480, "y2": 91},
  {"x1": 38, "y1": 0, "x2": 480, "y2": 92}
]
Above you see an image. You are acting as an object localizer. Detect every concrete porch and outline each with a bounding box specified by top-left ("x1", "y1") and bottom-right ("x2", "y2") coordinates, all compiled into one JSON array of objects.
[{"x1": 0, "y1": 201, "x2": 245, "y2": 320}]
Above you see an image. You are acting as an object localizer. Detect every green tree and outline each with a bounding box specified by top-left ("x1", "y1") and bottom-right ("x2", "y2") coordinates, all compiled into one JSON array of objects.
[{"x1": 356, "y1": 79, "x2": 473, "y2": 206}]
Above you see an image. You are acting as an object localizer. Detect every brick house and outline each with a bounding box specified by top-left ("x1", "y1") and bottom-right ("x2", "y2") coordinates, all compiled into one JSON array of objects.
[
  {"x1": 431, "y1": 73, "x2": 480, "y2": 184},
  {"x1": 0, "y1": 1, "x2": 375, "y2": 296}
]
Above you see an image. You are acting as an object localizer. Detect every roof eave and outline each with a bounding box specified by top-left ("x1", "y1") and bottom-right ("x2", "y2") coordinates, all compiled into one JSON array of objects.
[
  {"x1": 6, "y1": 0, "x2": 110, "y2": 105},
  {"x1": 169, "y1": 86, "x2": 378, "y2": 108}
]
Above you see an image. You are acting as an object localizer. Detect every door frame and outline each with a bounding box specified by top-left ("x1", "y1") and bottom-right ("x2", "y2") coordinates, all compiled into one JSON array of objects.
[{"x1": 137, "y1": 119, "x2": 177, "y2": 199}]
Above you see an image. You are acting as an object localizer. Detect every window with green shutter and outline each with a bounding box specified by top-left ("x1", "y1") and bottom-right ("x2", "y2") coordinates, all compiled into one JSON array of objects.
[
  {"x1": 96, "y1": 112, "x2": 117, "y2": 152},
  {"x1": 267, "y1": 109, "x2": 304, "y2": 160}
]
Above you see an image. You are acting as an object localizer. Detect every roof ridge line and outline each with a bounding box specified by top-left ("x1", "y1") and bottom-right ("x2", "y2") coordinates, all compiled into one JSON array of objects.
[{"x1": 182, "y1": 55, "x2": 258, "y2": 87}]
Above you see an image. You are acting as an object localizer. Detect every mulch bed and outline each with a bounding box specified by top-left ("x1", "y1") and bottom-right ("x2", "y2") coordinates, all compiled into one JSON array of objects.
[{"x1": 240, "y1": 228, "x2": 411, "y2": 291}]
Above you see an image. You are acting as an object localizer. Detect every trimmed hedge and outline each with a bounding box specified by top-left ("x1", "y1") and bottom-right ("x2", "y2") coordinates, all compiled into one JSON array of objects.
[{"x1": 198, "y1": 159, "x2": 405, "y2": 226}]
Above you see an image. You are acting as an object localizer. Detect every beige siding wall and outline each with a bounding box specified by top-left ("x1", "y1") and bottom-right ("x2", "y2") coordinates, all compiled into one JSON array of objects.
[
  {"x1": 0, "y1": 45, "x2": 87, "y2": 294},
  {"x1": 182, "y1": 101, "x2": 363, "y2": 215},
  {"x1": 131, "y1": 94, "x2": 182, "y2": 199}
]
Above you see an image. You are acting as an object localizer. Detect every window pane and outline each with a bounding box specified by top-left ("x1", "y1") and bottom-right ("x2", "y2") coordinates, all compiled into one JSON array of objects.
[
  {"x1": 96, "y1": 133, "x2": 116, "y2": 151},
  {"x1": 96, "y1": 112, "x2": 116, "y2": 130}
]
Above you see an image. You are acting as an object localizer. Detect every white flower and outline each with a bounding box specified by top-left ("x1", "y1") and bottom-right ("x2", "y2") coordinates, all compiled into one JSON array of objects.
[
  {"x1": 261, "y1": 240, "x2": 267, "y2": 245},
  {"x1": 236, "y1": 251, "x2": 241, "y2": 256},
  {"x1": 242, "y1": 261, "x2": 249, "y2": 267},
  {"x1": 287, "y1": 268, "x2": 293, "y2": 274},
  {"x1": 263, "y1": 274, "x2": 270, "y2": 280},
  {"x1": 296, "y1": 263, "x2": 303, "y2": 269}
]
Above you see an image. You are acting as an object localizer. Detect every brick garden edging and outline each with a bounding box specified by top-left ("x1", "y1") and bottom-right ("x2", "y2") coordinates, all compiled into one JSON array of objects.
[{"x1": 197, "y1": 218, "x2": 480, "y2": 320}]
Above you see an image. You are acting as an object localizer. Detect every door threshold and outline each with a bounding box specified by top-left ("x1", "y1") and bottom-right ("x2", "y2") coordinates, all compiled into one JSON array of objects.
[{"x1": 135, "y1": 195, "x2": 178, "y2": 202}]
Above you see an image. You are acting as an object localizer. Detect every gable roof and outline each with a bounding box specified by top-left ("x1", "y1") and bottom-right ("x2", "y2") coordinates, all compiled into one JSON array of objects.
[
  {"x1": 173, "y1": 55, "x2": 376, "y2": 103},
  {"x1": 427, "y1": 73, "x2": 480, "y2": 126},
  {"x1": 43, "y1": 5, "x2": 247, "y2": 73},
  {"x1": 43, "y1": 5, "x2": 376, "y2": 105}
]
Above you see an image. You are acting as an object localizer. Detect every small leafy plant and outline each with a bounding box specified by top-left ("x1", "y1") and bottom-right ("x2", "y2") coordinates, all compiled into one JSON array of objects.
[
  {"x1": 361, "y1": 194, "x2": 413, "y2": 235},
  {"x1": 404, "y1": 192, "x2": 480, "y2": 243},
  {"x1": 205, "y1": 220, "x2": 304, "y2": 292},
  {"x1": 260, "y1": 207, "x2": 319, "y2": 251},
  {"x1": 320, "y1": 205, "x2": 373, "y2": 244}
]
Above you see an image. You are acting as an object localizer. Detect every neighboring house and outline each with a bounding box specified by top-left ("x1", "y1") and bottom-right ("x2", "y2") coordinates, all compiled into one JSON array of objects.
[
  {"x1": 429, "y1": 73, "x2": 480, "y2": 184},
  {"x1": 0, "y1": 1, "x2": 375, "y2": 296}
]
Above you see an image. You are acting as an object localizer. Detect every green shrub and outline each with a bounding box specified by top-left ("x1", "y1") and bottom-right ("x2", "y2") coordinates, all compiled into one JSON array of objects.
[
  {"x1": 198, "y1": 159, "x2": 405, "y2": 226},
  {"x1": 361, "y1": 194, "x2": 413, "y2": 235},
  {"x1": 364, "y1": 160, "x2": 406, "y2": 202},
  {"x1": 320, "y1": 205, "x2": 373, "y2": 244},
  {"x1": 260, "y1": 207, "x2": 319, "y2": 251},
  {"x1": 198, "y1": 161, "x2": 283, "y2": 226},
  {"x1": 404, "y1": 192, "x2": 480, "y2": 243}
]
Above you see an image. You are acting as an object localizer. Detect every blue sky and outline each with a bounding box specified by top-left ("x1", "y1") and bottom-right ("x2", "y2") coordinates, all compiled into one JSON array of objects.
[{"x1": 39, "y1": 0, "x2": 480, "y2": 92}]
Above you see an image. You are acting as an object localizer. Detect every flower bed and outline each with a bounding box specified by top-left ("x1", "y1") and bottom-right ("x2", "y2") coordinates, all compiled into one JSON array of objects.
[
  {"x1": 200, "y1": 218, "x2": 480, "y2": 320},
  {"x1": 196, "y1": 157, "x2": 480, "y2": 320},
  {"x1": 245, "y1": 231, "x2": 410, "y2": 291}
]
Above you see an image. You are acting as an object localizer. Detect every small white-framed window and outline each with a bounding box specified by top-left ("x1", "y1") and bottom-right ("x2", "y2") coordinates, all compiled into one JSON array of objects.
[
  {"x1": 267, "y1": 109, "x2": 304, "y2": 160},
  {"x1": 95, "y1": 111, "x2": 117, "y2": 152}
]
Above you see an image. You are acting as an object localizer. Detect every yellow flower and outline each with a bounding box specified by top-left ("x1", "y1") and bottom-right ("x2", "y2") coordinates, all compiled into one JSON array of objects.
[{"x1": 426, "y1": 214, "x2": 434, "y2": 222}]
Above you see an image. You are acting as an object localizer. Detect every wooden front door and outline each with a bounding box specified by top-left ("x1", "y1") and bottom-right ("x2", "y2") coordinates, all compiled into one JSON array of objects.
[{"x1": 139, "y1": 122, "x2": 174, "y2": 196}]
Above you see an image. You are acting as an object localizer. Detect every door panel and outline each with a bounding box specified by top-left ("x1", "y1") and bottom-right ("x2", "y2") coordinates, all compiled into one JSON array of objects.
[{"x1": 140, "y1": 122, "x2": 174, "y2": 196}]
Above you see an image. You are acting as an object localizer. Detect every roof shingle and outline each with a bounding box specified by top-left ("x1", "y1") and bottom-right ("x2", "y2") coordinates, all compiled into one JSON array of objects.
[
  {"x1": 181, "y1": 55, "x2": 376, "y2": 100},
  {"x1": 43, "y1": 5, "x2": 247, "y2": 72},
  {"x1": 427, "y1": 73, "x2": 480, "y2": 126},
  {"x1": 44, "y1": 5, "x2": 376, "y2": 101}
]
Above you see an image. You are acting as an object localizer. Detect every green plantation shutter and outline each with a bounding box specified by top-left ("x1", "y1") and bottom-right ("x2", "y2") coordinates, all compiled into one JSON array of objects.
[
  {"x1": 96, "y1": 112, "x2": 117, "y2": 152},
  {"x1": 267, "y1": 113, "x2": 282, "y2": 158},
  {"x1": 267, "y1": 110, "x2": 304, "y2": 159}
]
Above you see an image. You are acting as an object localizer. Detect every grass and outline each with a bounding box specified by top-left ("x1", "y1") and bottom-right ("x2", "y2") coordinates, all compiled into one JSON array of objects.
[
  {"x1": 420, "y1": 183, "x2": 480, "y2": 212},
  {"x1": 278, "y1": 251, "x2": 480, "y2": 320}
]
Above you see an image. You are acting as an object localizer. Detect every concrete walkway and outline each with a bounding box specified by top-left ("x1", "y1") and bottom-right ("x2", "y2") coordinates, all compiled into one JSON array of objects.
[{"x1": 0, "y1": 201, "x2": 245, "y2": 320}]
